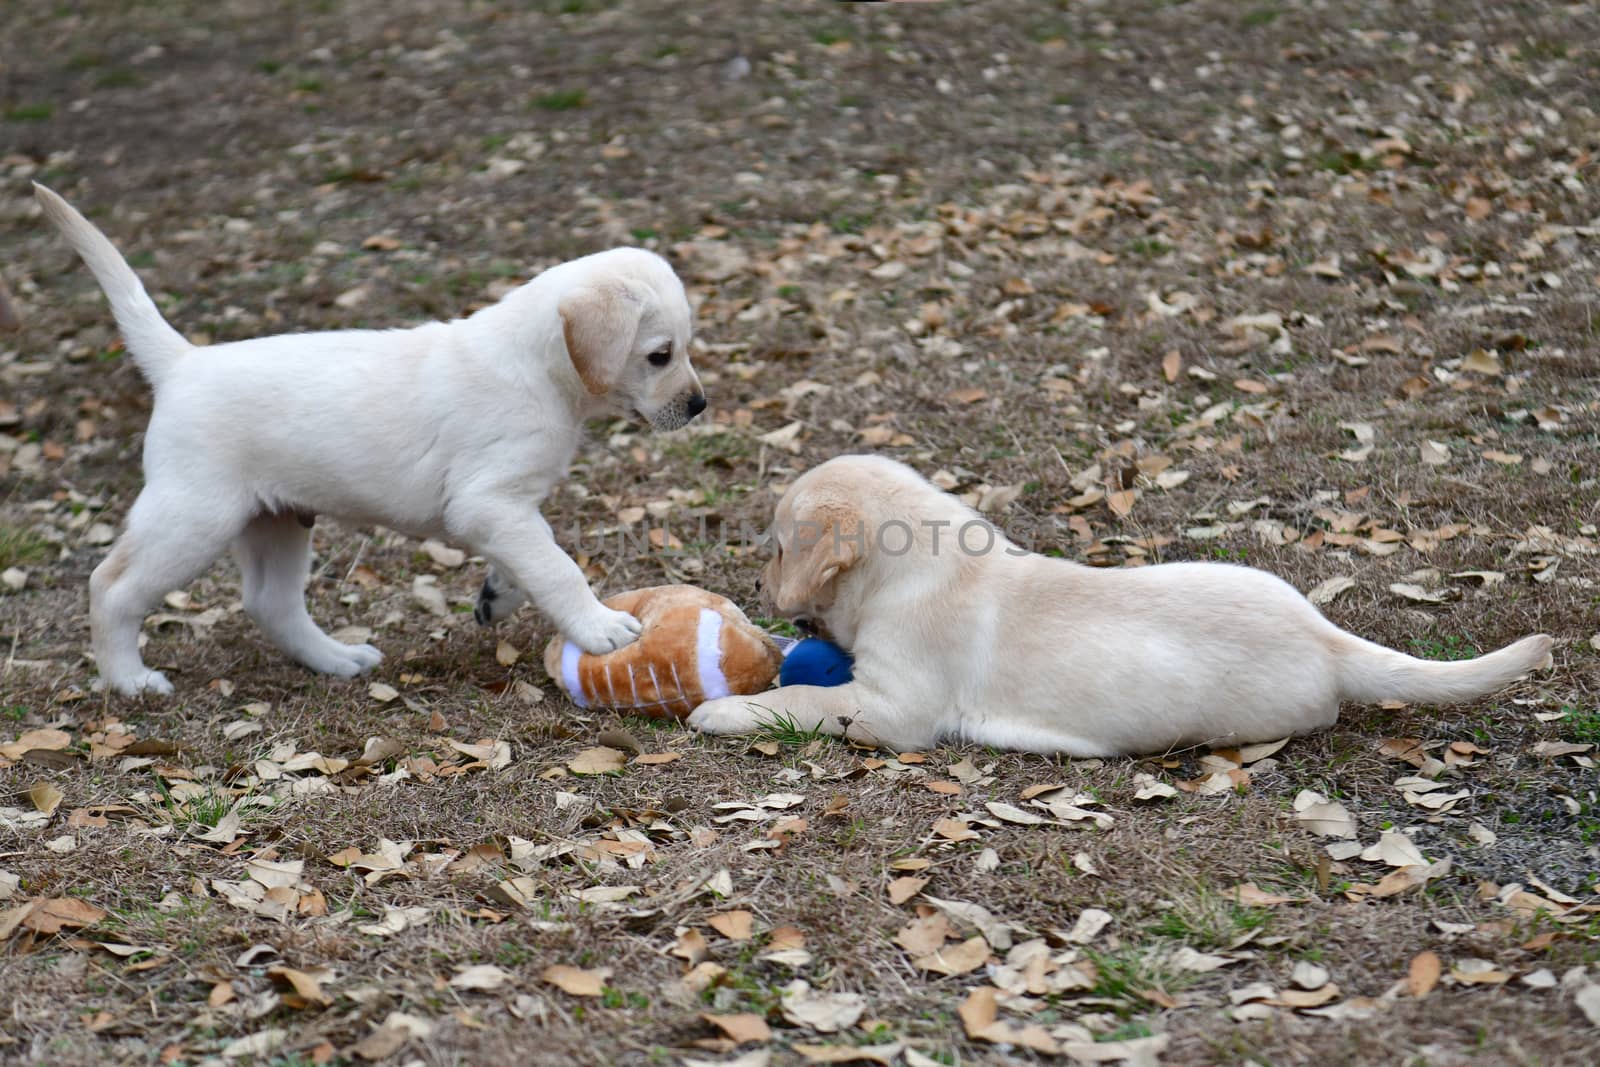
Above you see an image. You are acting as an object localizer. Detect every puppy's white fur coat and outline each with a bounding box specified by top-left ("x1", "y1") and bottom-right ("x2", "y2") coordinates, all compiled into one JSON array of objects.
[
  {"x1": 690, "y1": 455, "x2": 1553, "y2": 756},
  {"x1": 35, "y1": 183, "x2": 703, "y2": 696}
]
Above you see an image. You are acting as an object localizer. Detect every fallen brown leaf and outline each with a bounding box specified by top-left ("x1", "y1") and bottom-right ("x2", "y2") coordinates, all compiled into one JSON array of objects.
[
  {"x1": 701, "y1": 1012, "x2": 771, "y2": 1045},
  {"x1": 1407, "y1": 951, "x2": 1441, "y2": 998},
  {"x1": 541, "y1": 964, "x2": 610, "y2": 997}
]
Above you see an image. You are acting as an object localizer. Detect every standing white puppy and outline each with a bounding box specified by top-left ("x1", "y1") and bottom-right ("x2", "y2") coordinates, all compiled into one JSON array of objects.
[
  {"x1": 34, "y1": 183, "x2": 705, "y2": 696},
  {"x1": 689, "y1": 455, "x2": 1553, "y2": 755}
]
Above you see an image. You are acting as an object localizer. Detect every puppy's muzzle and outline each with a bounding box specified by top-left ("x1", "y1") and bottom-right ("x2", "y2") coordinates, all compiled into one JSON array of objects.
[{"x1": 647, "y1": 390, "x2": 708, "y2": 431}]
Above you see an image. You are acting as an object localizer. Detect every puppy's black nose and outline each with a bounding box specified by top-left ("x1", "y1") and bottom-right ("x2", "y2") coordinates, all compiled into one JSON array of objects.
[{"x1": 686, "y1": 392, "x2": 707, "y2": 419}]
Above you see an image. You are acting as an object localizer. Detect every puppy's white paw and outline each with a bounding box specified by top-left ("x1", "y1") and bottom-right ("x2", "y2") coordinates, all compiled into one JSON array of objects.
[
  {"x1": 687, "y1": 697, "x2": 762, "y2": 735},
  {"x1": 300, "y1": 641, "x2": 384, "y2": 678},
  {"x1": 96, "y1": 669, "x2": 175, "y2": 697},
  {"x1": 328, "y1": 643, "x2": 384, "y2": 675},
  {"x1": 567, "y1": 606, "x2": 642, "y2": 655},
  {"x1": 344, "y1": 643, "x2": 385, "y2": 672}
]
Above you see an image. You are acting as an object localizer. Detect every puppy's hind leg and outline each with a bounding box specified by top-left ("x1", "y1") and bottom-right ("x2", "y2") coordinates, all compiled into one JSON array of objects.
[
  {"x1": 91, "y1": 488, "x2": 251, "y2": 696},
  {"x1": 473, "y1": 565, "x2": 527, "y2": 626},
  {"x1": 232, "y1": 511, "x2": 382, "y2": 677}
]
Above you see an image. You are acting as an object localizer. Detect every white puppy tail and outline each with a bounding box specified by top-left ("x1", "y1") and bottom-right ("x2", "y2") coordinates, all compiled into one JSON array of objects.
[
  {"x1": 33, "y1": 183, "x2": 191, "y2": 390},
  {"x1": 1333, "y1": 632, "x2": 1552, "y2": 706}
]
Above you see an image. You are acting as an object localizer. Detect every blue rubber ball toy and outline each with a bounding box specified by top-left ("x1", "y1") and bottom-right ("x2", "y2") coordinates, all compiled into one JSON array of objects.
[{"x1": 778, "y1": 637, "x2": 854, "y2": 688}]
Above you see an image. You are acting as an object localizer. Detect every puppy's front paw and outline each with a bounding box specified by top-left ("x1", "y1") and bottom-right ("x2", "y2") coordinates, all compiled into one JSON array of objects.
[
  {"x1": 687, "y1": 696, "x2": 763, "y2": 735},
  {"x1": 566, "y1": 606, "x2": 642, "y2": 655},
  {"x1": 323, "y1": 643, "x2": 384, "y2": 677},
  {"x1": 95, "y1": 669, "x2": 175, "y2": 698},
  {"x1": 345, "y1": 643, "x2": 385, "y2": 671}
]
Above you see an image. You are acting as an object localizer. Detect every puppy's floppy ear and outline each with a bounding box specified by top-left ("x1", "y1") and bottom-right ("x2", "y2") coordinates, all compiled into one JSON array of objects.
[
  {"x1": 559, "y1": 284, "x2": 644, "y2": 395},
  {"x1": 775, "y1": 505, "x2": 863, "y2": 610}
]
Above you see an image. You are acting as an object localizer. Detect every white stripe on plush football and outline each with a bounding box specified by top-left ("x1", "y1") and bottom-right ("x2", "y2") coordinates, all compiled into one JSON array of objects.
[
  {"x1": 696, "y1": 607, "x2": 730, "y2": 700},
  {"x1": 561, "y1": 642, "x2": 588, "y2": 708}
]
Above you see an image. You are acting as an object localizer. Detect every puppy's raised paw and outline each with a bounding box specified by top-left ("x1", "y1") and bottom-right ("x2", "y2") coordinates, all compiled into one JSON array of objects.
[
  {"x1": 566, "y1": 605, "x2": 642, "y2": 655},
  {"x1": 473, "y1": 578, "x2": 499, "y2": 626},
  {"x1": 473, "y1": 569, "x2": 526, "y2": 626}
]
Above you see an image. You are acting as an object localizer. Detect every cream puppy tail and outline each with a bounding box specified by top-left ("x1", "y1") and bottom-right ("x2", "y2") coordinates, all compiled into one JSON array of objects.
[
  {"x1": 33, "y1": 183, "x2": 192, "y2": 391},
  {"x1": 1332, "y1": 631, "x2": 1553, "y2": 706}
]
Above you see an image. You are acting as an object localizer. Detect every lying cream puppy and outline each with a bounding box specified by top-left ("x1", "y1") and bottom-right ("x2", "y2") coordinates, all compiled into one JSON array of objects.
[
  {"x1": 35, "y1": 183, "x2": 705, "y2": 696},
  {"x1": 689, "y1": 455, "x2": 1553, "y2": 755}
]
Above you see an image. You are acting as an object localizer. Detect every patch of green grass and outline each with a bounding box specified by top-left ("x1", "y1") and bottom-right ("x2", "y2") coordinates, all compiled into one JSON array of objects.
[
  {"x1": 813, "y1": 28, "x2": 848, "y2": 46},
  {"x1": 1241, "y1": 6, "x2": 1280, "y2": 27},
  {"x1": 1098, "y1": 1018, "x2": 1156, "y2": 1042},
  {"x1": 534, "y1": 89, "x2": 586, "y2": 111},
  {"x1": 1128, "y1": 237, "x2": 1171, "y2": 257},
  {"x1": 5, "y1": 103, "x2": 53, "y2": 122},
  {"x1": 187, "y1": 788, "x2": 237, "y2": 829},
  {"x1": 661, "y1": 431, "x2": 751, "y2": 468},
  {"x1": 263, "y1": 1055, "x2": 322, "y2": 1067},
  {"x1": 1085, "y1": 946, "x2": 1196, "y2": 1016},
  {"x1": 755, "y1": 617, "x2": 801, "y2": 639},
  {"x1": 496, "y1": 941, "x2": 534, "y2": 967},
  {"x1": 600, "y1": 986, "x2": 649, "y2": 1010},
  {"x1": 829, "y1": 212, "x2": 874, "y2": 235},
  {"x1": 0, "y1": 525, "x2": 52, "y2": 570},
  {"x1": 751, "y1": 709, "x2": 824, "y2": 748},
  {"x1": 94, "y1": 68, "x2": 141, "y2": 89},
  {"x1": 1408, "y1": 634, "x2": 1476, "y2": 661},
  {"x1": 1516, "y1": 39, "x2": 1568, "y2": 62},
  {"x1": 1560, "y1": 707, "x2": 1600, "y2": 745},
  {"x1": 1312, "y1": 149, "x2": 1376, "y2": 175},
  {"x1": 702, "y1": 959, "x2": 783, "y2": 1013},
  {"x1": 151, "y1": 777, "x2": 246, "y2": 834},
  {"x1": 1146, "y1": 887, "x2": 1269, "y2": 949}
]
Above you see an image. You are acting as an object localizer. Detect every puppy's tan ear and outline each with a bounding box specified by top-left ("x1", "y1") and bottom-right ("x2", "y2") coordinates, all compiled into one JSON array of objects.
[
  {"x1": 559, "y1": 284, "x2": 643, "y2": 395},
  {"x1": 775, "y1": 507, "x2": 863, "y2": 610}
]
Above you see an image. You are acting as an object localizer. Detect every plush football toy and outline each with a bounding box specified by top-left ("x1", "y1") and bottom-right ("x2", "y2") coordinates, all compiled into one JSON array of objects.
[{"x1": 544, "y1": 585, "x2": 784, "y2": 720}]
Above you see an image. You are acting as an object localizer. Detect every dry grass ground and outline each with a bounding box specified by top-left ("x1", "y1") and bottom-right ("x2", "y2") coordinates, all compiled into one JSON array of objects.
[{"x1": 2, "y1": 1, "x2": 1598, "y2": 1064}]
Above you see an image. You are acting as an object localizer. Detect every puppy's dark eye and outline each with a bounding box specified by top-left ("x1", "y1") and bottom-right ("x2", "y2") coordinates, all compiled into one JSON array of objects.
[{"x1": 648, "y1": 347, "x2": 672, "y2": 367}]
